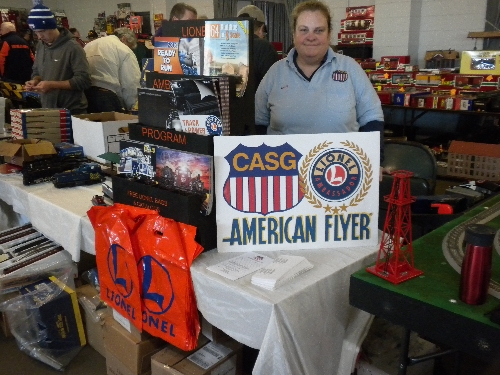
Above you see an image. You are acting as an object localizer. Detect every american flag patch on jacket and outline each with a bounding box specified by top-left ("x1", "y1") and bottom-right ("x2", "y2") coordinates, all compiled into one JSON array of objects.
[{"x1": 332, "y1": 70, "x2": 348, "y2": 82}]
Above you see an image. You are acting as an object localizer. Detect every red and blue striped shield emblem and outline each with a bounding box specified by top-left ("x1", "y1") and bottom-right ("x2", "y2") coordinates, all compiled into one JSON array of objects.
[{"x1": 223, "y1": 143, "x2": 303, "y2": 215}]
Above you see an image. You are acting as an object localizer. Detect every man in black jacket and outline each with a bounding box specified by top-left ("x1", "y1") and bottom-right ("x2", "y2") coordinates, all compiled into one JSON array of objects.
[
  {"x1": 0, "y1": 22, "x2": 34, "y2": 84},
  {"x1": 237, "y1": 5, "x2": 279, "y2": 89}
]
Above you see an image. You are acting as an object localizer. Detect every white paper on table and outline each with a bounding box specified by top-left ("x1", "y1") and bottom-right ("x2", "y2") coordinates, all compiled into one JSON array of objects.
[
  {"x1": 206, "y1": 252, "x2": 273, "y2": 281},
  {"x1": 251, "y1": 255, "x2": 313, "y2": 290}
]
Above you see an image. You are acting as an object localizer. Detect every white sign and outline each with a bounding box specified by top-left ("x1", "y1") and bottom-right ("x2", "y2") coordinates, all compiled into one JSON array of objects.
[{"x1": 214, "y1": 132, "x2": 380, "y2": 252}]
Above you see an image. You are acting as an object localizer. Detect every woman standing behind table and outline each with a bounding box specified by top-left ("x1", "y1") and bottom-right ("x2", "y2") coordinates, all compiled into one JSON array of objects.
[{"x1": 255, "y1": 1, "x2": 384, "y2": 147}]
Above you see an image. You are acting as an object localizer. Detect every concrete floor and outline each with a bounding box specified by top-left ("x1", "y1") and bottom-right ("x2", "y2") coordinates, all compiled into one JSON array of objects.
[{"x1": 0, "y1": 333, "x2": 107, "y2": 375}]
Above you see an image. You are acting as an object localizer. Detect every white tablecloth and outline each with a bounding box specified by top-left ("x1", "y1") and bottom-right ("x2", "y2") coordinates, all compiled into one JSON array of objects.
[
  {"x1": 0, "y1": 172, "x2": 378, "y2": 374},
  {"x1": 0, "y1": 173, "x2": 101, "y2": 262},
  {"x1": 191, "y1": 246, "x2": 377, "y2": 375}
]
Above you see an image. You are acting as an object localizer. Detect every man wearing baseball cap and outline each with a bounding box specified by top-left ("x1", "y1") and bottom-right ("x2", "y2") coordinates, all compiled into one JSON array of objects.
[
  {"x1": 25, "y1": 0, "x2": 91, "y2": 114},
  {"x1": 237, "y1": 5, "x2": 278, "y2": 89}
]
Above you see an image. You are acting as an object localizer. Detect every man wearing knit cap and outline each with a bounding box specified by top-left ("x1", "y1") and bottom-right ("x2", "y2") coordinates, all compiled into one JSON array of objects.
[
  {"x1": 25, "y1": 0, "x2": 91, "y2": 114},
  {"x1": 237, "y1": 5, "x2": 278, "y2": 89}
]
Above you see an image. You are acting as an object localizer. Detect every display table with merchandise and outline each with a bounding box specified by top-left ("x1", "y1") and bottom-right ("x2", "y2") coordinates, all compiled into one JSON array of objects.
[
  {"x1": 0, "y1": 172, "x2": 101, "y2": 262},
  {"x1": 0, "y1": 171, "x2": 379, "y2": 375}
]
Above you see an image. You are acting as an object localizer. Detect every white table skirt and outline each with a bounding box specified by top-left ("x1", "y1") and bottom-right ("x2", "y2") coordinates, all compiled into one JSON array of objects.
[{"x1": 191, "y1": 245, "x2": 377, "y2": 375}]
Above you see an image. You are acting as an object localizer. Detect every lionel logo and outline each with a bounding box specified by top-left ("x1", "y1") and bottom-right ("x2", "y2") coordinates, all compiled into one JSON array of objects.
[
  {"x1": 309, "y1": 148, "x2": 362, "y2": 202},
  {"x1": 137, "y1": 255, "x2": 174, "y2": 314},
  {"x1": 205, "y1": 115, "x2": 222, "y2": 135},
  {"x1": 223, "y1": 143, "x2": 303, "y2": 215},
  {"x1": 107, "y1": 243, "x2": 134, "y2": 298}
]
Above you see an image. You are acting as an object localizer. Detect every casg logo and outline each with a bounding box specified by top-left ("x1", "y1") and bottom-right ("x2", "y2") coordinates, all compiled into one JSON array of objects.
[{"x1": 138, "y1": 255, "x2": 175, "y2": 314}]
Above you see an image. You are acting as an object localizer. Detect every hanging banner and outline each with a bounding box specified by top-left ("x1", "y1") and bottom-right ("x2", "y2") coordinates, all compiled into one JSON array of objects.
[{"x1": 214, "y1": 132, "x2": 380, "y2": 252}]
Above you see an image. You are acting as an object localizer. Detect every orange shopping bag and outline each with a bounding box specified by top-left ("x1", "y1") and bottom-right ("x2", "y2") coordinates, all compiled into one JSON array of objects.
[
  {"x1": 88, "y1": 204, "x2": 157, "y2": 331},
  {"x1": 132, "y1": 214, "x2": 203, "y2": 350}
]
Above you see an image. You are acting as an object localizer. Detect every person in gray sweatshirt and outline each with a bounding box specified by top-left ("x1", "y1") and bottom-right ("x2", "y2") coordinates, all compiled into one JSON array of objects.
[{"x1": 25, "y1": 0, "x2": 91, "y2": 114}]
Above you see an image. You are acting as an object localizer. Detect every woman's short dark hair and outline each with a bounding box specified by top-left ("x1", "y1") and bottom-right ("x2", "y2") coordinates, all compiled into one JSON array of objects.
[{"x1": 292, "y1": 1, "x2": 332, "y2": 33}]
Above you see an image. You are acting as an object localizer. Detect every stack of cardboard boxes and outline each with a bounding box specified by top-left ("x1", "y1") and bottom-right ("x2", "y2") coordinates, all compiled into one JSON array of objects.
[
  {"x1": 10, "y1": 108, "x2": 73, "y2": 144},
  {"x1": 77, "y1": 283, "x2": 243, "y2": 375}
]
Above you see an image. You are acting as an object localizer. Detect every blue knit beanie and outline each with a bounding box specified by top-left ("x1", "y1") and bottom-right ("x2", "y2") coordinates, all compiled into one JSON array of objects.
[{"x1": 27, "y1": 0, "x2": 57, "y2": 30}]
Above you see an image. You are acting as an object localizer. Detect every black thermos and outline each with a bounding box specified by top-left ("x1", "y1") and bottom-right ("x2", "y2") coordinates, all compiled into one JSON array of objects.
[{"x1": 460, "y1": 224, "x2": 497, "y2": 305}]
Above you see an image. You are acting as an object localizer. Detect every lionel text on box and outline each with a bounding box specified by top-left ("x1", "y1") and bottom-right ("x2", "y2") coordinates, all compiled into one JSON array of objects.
[
  {"x1": 112, "y1": 175, "x2": 217, "y2": 251},
  {"x1": 72, "y1": 112, "x2": 137, "y2": 163}
]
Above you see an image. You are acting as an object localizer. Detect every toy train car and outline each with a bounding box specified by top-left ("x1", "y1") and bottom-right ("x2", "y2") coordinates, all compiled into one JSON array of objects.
[
  {"x1": 22, "y1": 156, "x2": 89, "y2": 186},
  {"x1": 52, "y1": 162, "x2": 105, "y2": 188}
]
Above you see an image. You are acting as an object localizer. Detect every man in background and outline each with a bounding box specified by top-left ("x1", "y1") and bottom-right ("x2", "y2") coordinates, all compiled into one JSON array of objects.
[
  {"x1": 69, "y1": 27, "x2": 85, "y2": 47},
  {"x1": 0, "y1": 22, "x2": 34, "y2": 84},
  {"x1": 237, "y1": 5, "x2": 278, "y2": 89},
  {"x1": 84, "y1": 28, "x2": 141, "y2": 113},
  {"x1": 25, "y1": 0, "x2": 91, "y2": 114},
  {"x1": 153, "y1": 2, "x2": 197, "y2": 44}
]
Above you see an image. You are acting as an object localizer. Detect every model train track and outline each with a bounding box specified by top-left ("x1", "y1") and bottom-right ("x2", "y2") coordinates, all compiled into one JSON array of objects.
[{"x1": 442, "y1": 200, "x2": 500, "y2": 298}]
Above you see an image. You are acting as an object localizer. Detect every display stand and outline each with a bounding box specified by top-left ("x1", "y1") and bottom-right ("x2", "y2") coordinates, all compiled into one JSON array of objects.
[{"x1": 112, "y1": 19, "x2": 255, "y2": 251}]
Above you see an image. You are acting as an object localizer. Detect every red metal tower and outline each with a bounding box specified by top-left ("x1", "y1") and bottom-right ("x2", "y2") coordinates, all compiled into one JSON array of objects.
[{"x1": 366, "y1": 170, "x2": 423, "y2": 284}]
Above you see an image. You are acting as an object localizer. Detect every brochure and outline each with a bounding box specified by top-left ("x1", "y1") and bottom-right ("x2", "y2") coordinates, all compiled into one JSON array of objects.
[
  {"x1": 207, "y1": 252, "x2": 273, "y2": 281},
  {"x1": 251, "y1": 255, "x2": 314, "y2": 290}
]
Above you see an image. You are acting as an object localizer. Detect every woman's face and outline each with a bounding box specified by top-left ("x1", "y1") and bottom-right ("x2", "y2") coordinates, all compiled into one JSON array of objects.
[{"x1": 293, "y1": 10, "x2": 331, "y2": 62}]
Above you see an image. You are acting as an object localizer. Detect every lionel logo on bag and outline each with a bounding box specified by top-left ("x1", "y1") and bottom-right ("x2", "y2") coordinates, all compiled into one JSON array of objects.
[
  {"x1": 108, "y1": 243, "x2": 135, "y2": 298},
  {"x1": 138, "y1": 255, "x2": 175, "y2": 315},
  {"x1": 222, "y1": 143, "x2": 303, "y2": 215},
  {"x1": 104, "y1": 242, "x2": 141, "y2": 324}
]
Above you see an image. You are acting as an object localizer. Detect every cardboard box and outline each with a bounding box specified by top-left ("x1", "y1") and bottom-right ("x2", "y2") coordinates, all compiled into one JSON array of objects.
[
  {"x1": 109, "y1": 306, "x2": 149, "y2": 342},
  {"x1": 453, "y1": 96, "x2": 474, "y2": 111},
  {"x1": 77, "y1": 284, "x2": 111, "y2": 357},
  {"x1": 460, "y1": 50, "x2": 500, "y2": 75},
  {"x1": 200, "y1": 316, "x2": 231, "y2": 344},
  {"x1": 0, "y1": 312, "x2": 10, "y2": 337},
  {"x1": 403, "y1": 91, "x2": 429, "y2": 106},
  {"x1": 436, "y1": 96, "x2": 455, "y2": 110},
  {"x1": 151, "y1": 335, "x2": 210, "y2": 375},
  {"x1": 106, "y1": 351, "x2": 141, "y2": 375},
  {"x1": 0, "y1": 138, "x2": 56, "y2": 166},
  {"x1": 72, "y1": 112, "x2": 136, "y2": 163},
  {"x1": 161, "y1": 339, "x2": 243, "y2": 375},
  {"x1": 104, "y1": 318, "x2": 165, "y2": 375},
  {"x1": 337, "y1": 31, "x2": 373, "y2": 45}
]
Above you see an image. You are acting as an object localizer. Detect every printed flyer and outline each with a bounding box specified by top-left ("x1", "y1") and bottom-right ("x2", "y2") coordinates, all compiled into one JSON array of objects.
[
  {"x1": 204, "y1": 20, "x2": 250, "y2": 96},
  {"x1": 214, "y1": 132, "x2": 381, "y2": 252}
]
